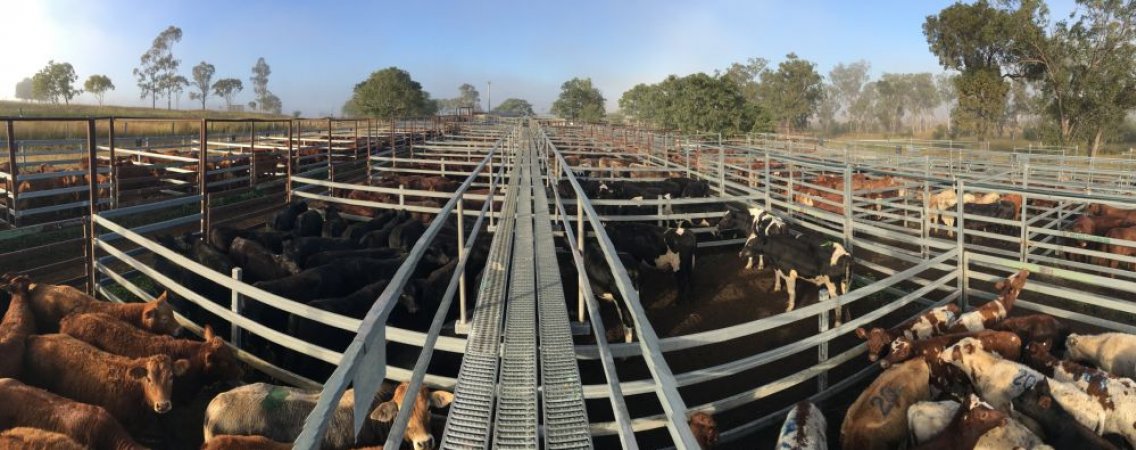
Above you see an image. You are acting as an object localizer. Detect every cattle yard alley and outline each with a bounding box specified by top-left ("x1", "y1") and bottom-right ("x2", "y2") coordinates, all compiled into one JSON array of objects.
[{"x1": 2, "y1": 116, "x2": 1136, "y2": 449}]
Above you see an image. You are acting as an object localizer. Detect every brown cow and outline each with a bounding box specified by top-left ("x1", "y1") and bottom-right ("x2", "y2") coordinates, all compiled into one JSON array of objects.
[
  {"x1": 1086, "y1": 203, "x2": 1136, "y2": 221},
  {"x1": 199, "y1": 435, "x2": 291, "y2": 450},
  {"x1": 688, "y1": 411, "x2": 718, "y2": 449},
  {"x1": 880, "y1": 330, "x2": 1021, "y2": 369},
  {"x1": 840, "y1": 358, "x2": 932, "y2": 450},
  {"x1": 911, "y1": 394, "x2": 1008, "y2": 450},
  {"x1": 0, "y1": 276, "x2": 36, "y2": 378},
  {"x1": 0, "y1": 427, "x2": 86, "y2": 450},
  {"x1": 25, "y1": 281, "x2": 179, "y2": 334},
  {"x1": 1001, "y1": 193, "x2": 1023, "y2": 220},
  {"x1": 1098, "y1": 226, "x2": 1136, "y2": 272},
  {"x1": 23, "y1": 334, "x2": 189, "y2": 429},
  {"x1": 1067, "y1": 215, "x2": 1136, "y2": 262},
  {"x1": 945, "y1": 270, "x2": 1029, "y2": 333},
  {"x1": 0, "y1": 378, "x2": 146, "y2": 450},
  {"x1": 59, "y1": 314, "x2": 243, "y2": 401},
  {"x1": 992, "y1": 314, "x2": 1069, "y2": 350},
  {"x1": 856, "y1": 303, "x2": 960, "y2": 362}
]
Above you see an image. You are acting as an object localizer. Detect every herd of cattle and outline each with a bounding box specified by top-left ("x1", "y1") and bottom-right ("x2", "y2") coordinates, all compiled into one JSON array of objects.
[{"x1": 773, "y1": 269, "x2": 1136, "y2": 449}]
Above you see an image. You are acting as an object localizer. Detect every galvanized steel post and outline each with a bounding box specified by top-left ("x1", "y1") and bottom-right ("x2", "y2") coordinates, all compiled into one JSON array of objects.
[
  {"x1": 108, "y1": 118, "x2": 117, "y2": 209},
  {"x1": 85, "y1": 119, "x2": 98, "y2": 295},
  {"x1": 286, "y1": 121, "x2": 294, "y2": 204},
  {"x1": 230, "y1": 267, "x2": 243, "y2": 347},
  {"x1": 199, "y1": 119, "x2": 210, "y2": 236},
  {"x1": 956, "y1": 180, "x2": 967, "y2": 309},
  {"x1": 6, "y1": 120, "x2": 18, "y2": 227}
]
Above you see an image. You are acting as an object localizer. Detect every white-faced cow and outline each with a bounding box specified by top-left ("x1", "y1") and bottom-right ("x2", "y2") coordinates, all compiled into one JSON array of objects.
[
  {"x1": 1065, "y1": 332, "x2": 1136, "y2": 379},
  {"x1": 855, "y1": 303, "x2": 960, "y2": 363},
  {"x1": 204, "y1": 381, "x2": 453, "y2": 450}
]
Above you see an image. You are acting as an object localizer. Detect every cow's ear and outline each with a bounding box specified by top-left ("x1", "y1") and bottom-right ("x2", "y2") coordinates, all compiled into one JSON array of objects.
[
  {"x1": 155, "y1": 291, "x2": 168, "y2": 304},
  {"x1": 1066, "y1": 335, "x2": 1078, "y2": 348},
  {"x1": 855, "y1": 327, "x2": 868, "y2": 340},
  {"x1": 430, "y1": 391, "x2": 455, "y2": 409},
  {"x1": 204, "y1": 325, "x2": 215, "y2": 341},
  {"x1": 995, "y1": 280, "x2": 1007, "y2": 292},
  {"x1": 173, "y1": 359, "x2": 190, "y2": 376},
  {"x1": 128, "y1": 366, "x2": 148, "y2": 380},
  {"x1": 369, "y1": 401, "x2": 398, "y2": 422}
]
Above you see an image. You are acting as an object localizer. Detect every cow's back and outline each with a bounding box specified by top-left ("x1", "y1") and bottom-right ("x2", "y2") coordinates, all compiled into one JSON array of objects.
[
  {"x1": 0, "y1": 427, "x2": 85, "y2": 450},
  {"x1": 27, "y1": 284, "x2": 94, "y2": 331},
  {"x1": 841, "y1": 358, "x2": 931, "y2": 450},
  {"x1": 205, "y1": 384, "x2": 372, "y2": 449}
]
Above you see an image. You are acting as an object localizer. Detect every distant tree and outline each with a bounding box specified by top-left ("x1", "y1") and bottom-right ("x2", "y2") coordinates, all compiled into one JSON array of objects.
[
  {"x1": 828, "y1": 61, "x2": 871, "y2": 128},
  {"x1": 492, "y1": 98, "x2": 534, "y2": 116},
  {"x1": 260, "y1": 92, "x2": 282, "y2": 115},
  {"x1": 551, "y1": 77, "x2": 605, "y2": 122},
  {"x1": 345, "y1": 67, "x2": 435, "y2": 118},
  {"x1": 169, "y1": 75, "x2": 188, "y2": 109},
  {"x1": 83, "y1": 75, "x2": 115, "y2": 106},
  {"x1": 250, "y1": 57, "x2": 272, "y2": 111},
  {"x1": 31, "y1": 61, "x2": 80, "y2": 105},
  {"x1": 924, "y1": 2, "x2": 1020, "y2": 139},
  {"x1": 212, "y1": 78, "x2": 243, "y2": 110},
  {"x1": 292, "y1": 110, "x2": 302, "y2": 118},
  {"x1": 1009, "y1": 0, "x2": 1136, "y2": 155},
  {"x1": 756, "y1": 53, "x2": 824, "y2": 132},
  {"x1": 618, "y1": 83, "x2": 661, "y2": 125},
  {"x1": 188, "y1": 61, "x2": 215, "y2": 110},
  {"x1": 457, "y1": 83, "x2": 481, "y2": 110},
  {"x1": 133, "y1": 26, "x2": 182, "y2": 109},
  {"x1": 718, "y1": 57, "x2": 767, "y2": 103},
  {"x1": 247, "y1": 101, "x2": 257, "y2": 110},
  {"x1": 15, "y1": 77, "x2": 34, "y2": 102}
]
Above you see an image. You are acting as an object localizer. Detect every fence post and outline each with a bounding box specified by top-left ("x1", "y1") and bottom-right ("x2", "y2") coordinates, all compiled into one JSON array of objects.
[
  {"x1": 1020, "y1": 163, "x2": 1030, "y2": 263},
  {"x1": 326, "y1": 118, "x2": 335, "y2": 184},
  {"x1": 921, "y1": 179, "x2": 930, "y2": 259},
  {"x1": 718, "y1": 145, "x2": 725, "y2": 196},
  {"x1": 286, "y1": 121, "x2": 294, "y2": 204},
  {"x1": 85, "y1": 119, "x2": 99, "y2": 295},
  {"x1": 764, "y1": 150, "x2": 772, "y2": 211},
  {"x1": 457, "y1": 197, "x2": 467, "y2": 328},
  {"x1": 956, "y1": 180, "x2": 967, "y2": 310},
  {"x1": 7, "y1": 120, "x2": 18, "y2": 227},
  {"x1": 839, "y1": 164, "x2": 854, "y2": 325},
  {"x1": 577, "y1": 196, "x2": 586, "y2": 324},
  {"x1": 817, "y1": 308, "x2": 829, "y2": 391},
  {"x1": 199, "y1": 119, "x2": 211, "y2": 236},
  {"x1": 230, "y1": 267, "x2": 243, "y2": 347},
  {"x1": 108, "y1": 117, "x2": 117, "y2": 210}
]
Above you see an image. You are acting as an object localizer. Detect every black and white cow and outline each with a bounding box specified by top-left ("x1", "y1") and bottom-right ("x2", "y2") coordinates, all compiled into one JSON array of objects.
[
  {"x1": 742, "y1": 234, "x2": 852, "y2": 311},
  {"x1": 583, "y1": 242, "x2": 641, "y2": 343},
  {"x1": 606, "y1": 222, "x2": 697, "y2": 304},
  {"x1": 718, "y1": 205, "x2": 787, "y2": 269}
]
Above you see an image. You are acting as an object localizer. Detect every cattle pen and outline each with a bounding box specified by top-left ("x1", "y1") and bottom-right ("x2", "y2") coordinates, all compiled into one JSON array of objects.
[{"x1": 1, "y1": 115, "x2": 1135, "y2": 449}]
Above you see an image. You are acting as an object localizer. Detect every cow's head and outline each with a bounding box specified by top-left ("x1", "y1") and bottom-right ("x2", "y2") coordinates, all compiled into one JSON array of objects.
[
  {"x1": 130, "y1": 355, "x2": 189, "y2": 414},
  {"x1": 854, "y1": 327, "x2": 892, "y2": 362},
  {"x1": 880, "y1": 336, "x2": 915, "y2": 368},
  {"x1": 994, "y1": 270, "x2": 1029, "y2": 299},
  {"x1": 1085, "y1": 203, "x2": 1104, "y2": 215},
  {"x1": 200, "y1": 326, "x2": 244, "y2": 381},
  {"x1": 940, "y1": 338, "x2": 982, "y2": 366},
  {"x1": 959, "y1": 394, "x2": 1008, "y2": 440},
  {"x1": 371, "y1": 383, "x2": 454, "y2": 450},
  {"x1": 715, "y1": 207, "x2": 746, "y2": 236},
  {"x1": 142, "y1": 293, "x2": 181, "y2": 335},
  {"x1": 688, "y1": 411, "x2": 718, "y2": 449},
  {"x1": 1012, "y1": 378, "x2": 1055, "y2": 415},
  {"x1": 401, "y1": 281, "x2": 422, "y2": 315},
  {"x1": 1022, "y1": 341, "x2": 1057, "y2": 374}
]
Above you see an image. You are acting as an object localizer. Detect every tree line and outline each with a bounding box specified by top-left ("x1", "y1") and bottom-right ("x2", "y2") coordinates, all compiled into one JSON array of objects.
[
  {"x1": 14, "y1": 25, "x2": 283, "y2": 114},
  {"x1": 341, "y1": 67, "x2": 534, "y2": 118}
]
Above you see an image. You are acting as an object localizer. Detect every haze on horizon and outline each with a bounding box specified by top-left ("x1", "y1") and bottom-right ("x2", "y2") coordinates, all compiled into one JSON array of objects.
[{"x1": 2, "y1": 0, "x2": 1078, "y2": 116}]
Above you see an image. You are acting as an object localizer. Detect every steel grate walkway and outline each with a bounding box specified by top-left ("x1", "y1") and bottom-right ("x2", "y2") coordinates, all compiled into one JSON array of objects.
[{"x1": 442, "y1": 129, "x2": 592, "y2": 450}]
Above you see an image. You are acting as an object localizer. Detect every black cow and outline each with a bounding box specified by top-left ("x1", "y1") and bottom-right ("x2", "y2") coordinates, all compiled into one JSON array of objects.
[
  {"x1": 963, "y1": 200, "x2": 1016, "y2": 234},
  {"x1": 293, "y1": 209, "x2": 324, "y2": 238},
  {"x1": 557, "y1": 178, "x2": 602, "y2": 199},
  {"x1": 286, "y1": 237, "x2": 358, "y2": 266},
  {"x1": 341, "y1": 210, "x2": 401, "y2": 243},
  {"x1": 321, "y1": 204, "x2": 347, "y2": 238},
  {"x1": 605, "y1": 222, "x2": 697, "y2": 304},
  {"x1": 1013, "y1": 379, "x2": 1119, "y2": 450},
  {"x1": 303, "y1": 248, "x2": 401, "y2": 269},
  {"x1": 667, "y1": 177, "x2": 711, "y2": 197},
  {"x1": 285, "y1": 279, "x2": 418, "y2": 379},
  {"x1": 209, "y1": 227, "x2": 288, "y2": 255},
  {"x1": 229, "y1": 237, "x2": 301, "y2": 282},
  {"x1": 271, "y1": 200, "x2": 308, "y2": 232},
  {"x1": 742, "y1": 234, "x2": 851, "y2": 312},
  {"x1": 389, "y1": 220, "x2": 426, "y2": 253},
  {"x1": 583, "y1": 242, "x2": 641, "y2": 343}
]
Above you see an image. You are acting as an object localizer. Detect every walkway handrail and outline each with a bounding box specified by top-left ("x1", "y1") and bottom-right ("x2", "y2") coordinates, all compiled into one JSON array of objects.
[
  {"x1": 539, "y1": 124, "x2": 702, "y2": 449},
  {"x1": 294, "y1": 128, "x2": 506, "y2": 449}
]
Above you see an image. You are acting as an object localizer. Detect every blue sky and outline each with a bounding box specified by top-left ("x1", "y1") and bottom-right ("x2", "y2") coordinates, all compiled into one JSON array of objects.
[{"x1": 2, "y1": 0, "x2": 1077, "y2": 116}]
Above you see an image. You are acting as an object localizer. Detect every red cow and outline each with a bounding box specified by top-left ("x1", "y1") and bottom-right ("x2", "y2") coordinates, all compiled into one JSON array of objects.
[
  {"x1": 911, "y1": 394, "x2": 1007, "y2": 450},
  {"x1": 25, "y1": 281, "x2": 179, "y2": 335},
  {"x1": 22, "y1": 334, "x2": 189, "y2": 430},
  {"x1": 0, "y1": 276, "x2": 36, "y2": 378},
  {"x1": 856, "y1": 303, "x2": 960, "y2": 362},
  {"x1": 60, "y1": 314, "x2": 243, "y2": 401},
  {"x1": 0, "y1": 378, "x2": 146, "y2": 450},
  {"x1": 0, "y1": 427, "x2": 85, "y2": 450},
  {"x1": 1098, "y1": 226, "x2": 1136, "y2": 272}
]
